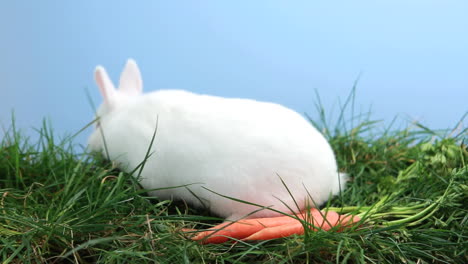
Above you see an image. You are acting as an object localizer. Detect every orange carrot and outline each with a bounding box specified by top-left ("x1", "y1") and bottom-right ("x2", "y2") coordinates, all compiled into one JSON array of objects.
[
  {"x1": 186, "y1": 208, "x2": 361, "y2": 244},
  {"x1": 243, "y1": 221, "x2": 304, "y2": 240},
  {"x1": 191, "y1": 215, "x2": 298, "y2": 244}
]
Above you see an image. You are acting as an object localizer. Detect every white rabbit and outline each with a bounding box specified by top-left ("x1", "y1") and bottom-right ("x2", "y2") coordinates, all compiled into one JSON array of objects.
[{"x1": 88, "y1": 59, "x2": 346, "y2": 221}]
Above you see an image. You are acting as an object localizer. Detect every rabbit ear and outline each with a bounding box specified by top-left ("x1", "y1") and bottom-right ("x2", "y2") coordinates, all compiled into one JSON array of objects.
[
  {"x1": 95, "y1": 66, "x2": 116, "y2": 103},
  {"x1": 118, "y1": 59, "x2": 143, "y2": 95}
]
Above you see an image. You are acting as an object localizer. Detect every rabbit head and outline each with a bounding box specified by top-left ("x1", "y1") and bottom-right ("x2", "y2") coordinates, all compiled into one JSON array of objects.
[
  {"x1": 88, "y1": 59, "x2": 143, "y2": 153},
  {"x1": 94, "y1": 59, "x2": 143, "y2": 115}
]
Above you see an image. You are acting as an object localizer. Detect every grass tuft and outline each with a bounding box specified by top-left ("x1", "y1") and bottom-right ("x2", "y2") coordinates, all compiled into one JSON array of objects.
[{"x1": 1, "y1": 93, "x2": 467, "y2": 263}]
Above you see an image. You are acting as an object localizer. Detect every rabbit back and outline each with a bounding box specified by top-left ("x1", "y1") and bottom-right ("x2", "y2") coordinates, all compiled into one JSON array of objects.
[{"x1": 90, "y1": 89, "x2": 343, "y2": 220}]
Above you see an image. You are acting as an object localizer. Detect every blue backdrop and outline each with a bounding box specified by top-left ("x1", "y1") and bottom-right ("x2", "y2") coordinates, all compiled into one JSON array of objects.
[{"x1": 1, "y1": 1, "x2": 467, "y2": 145}]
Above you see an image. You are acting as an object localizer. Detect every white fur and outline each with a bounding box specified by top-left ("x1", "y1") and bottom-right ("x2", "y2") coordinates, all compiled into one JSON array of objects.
[{"x1": 88, "y1": 59, "x2": 346, "y2": 220}]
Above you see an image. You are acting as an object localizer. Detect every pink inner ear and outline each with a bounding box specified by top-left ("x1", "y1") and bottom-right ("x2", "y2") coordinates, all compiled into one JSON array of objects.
[
  {"x1": 119, "y1": 59, "x2": 143, "y2": 95},
  {"x1": 95, "y1": 66, "x2": 116, "y2": 103},
  {"x1": 95, "y1": 74, "x2": 107, "y2": 98}
]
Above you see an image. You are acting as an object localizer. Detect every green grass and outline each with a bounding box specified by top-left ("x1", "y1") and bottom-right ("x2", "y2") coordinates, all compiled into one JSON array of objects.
[{"x1": 1, "y1": 99, "x2": 467, "y2": 263}]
